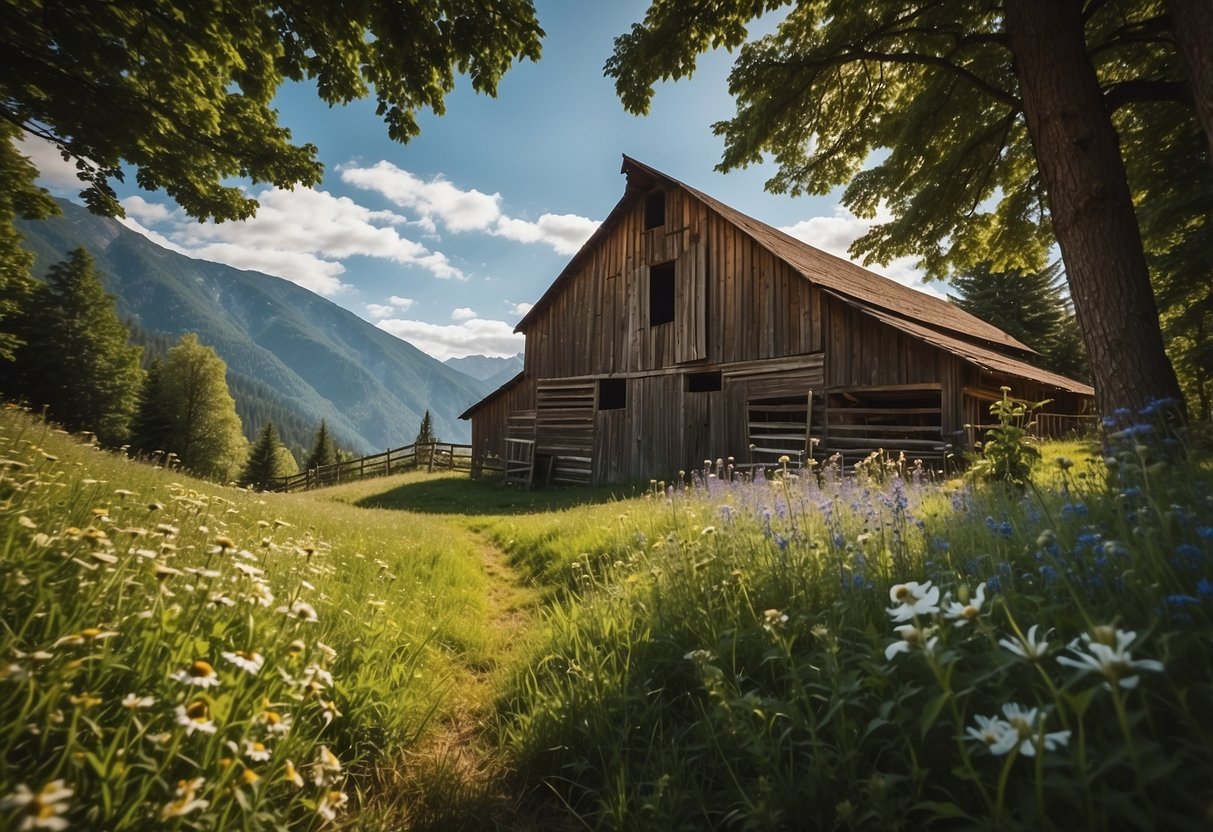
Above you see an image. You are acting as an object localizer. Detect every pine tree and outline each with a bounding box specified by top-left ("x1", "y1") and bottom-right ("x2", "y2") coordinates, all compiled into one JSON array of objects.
[
  {"x1": 949, "y1": 261, "x2": 1089, "y2": 381},
  {"x1": 415, "y1": 409, "x2": 437, "y2": 446},
  {"x1": 129, "y1": 358, "x2": 174, "y2": 459},
  {"x1": 1, "y1": 247, "x2": 144, "y2": 446},
  {"x1": 240, "y1": 422, "x2": 297, "y2": 490},
  {"x1": 158, "y1": 334, "x2": 247, "y2": 481},
  {"x1": 304, "y1": 420, "x2": 338, "y2": 470}
]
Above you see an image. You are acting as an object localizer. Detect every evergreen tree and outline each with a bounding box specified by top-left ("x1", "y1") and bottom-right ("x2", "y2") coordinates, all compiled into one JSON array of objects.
[
  {"x1": 129, "y1": 358, "x2": 174, "y2": 459},
  {"x1": 240, "y1": 422, "x2": 297, "y2": 491},
  {"x1": 1, "y1": 247, "x2": 144, "y2": 446},
  {"x1": 949, "y1": 261, "x2": 1089, "y2": 381},
  {"x1": 304, "y1": 420, "x2": 338, "y2": 470},
  {"x1": 159, "y1": 334, "x2": 247, "y2": 481},
  {"x1": 415, "y1": 409, "x2": 438, "y2": 446}
]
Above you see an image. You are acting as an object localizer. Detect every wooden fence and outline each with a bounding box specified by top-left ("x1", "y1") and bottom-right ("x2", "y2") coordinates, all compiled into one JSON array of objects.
[{"x1": 270, "y1": 442, "x2": 473, "y2": 493}]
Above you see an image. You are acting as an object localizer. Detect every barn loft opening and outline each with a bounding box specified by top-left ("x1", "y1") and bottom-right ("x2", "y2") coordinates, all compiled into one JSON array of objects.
[
  {"x1": 598, "y1": 378, "x2": 627, "y2": 410},
  {"x1": 686, "y1": 371, "x2": 722, "y2": 393},
  {"x1": 649, "y1": 261, "x2": 675, "y2": 325},
  {"x1": 644, "y1": 190, "x2": 666, "y2": 229}
]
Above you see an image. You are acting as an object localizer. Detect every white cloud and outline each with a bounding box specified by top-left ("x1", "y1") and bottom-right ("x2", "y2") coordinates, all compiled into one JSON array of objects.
[
  {"x1": 111, "y1": 186, "x2": 466, "y2": 296},
  {"x1": 341, "y1": 161, "x2": 599, "y2": 255},
  {"x1": 780, "y1": 206, "x2": 944, "y2": 299},
  {"x1": 15, "y1": 133, "x2": 85, "y2": 190},
  {"x1": 376, "y1": 317, "x2": 525, "y2": 361},
  {"x1": 388, "y1": 295, "x2": 416, "y2": 310},
  {"x1": 451, "y1": 307, "x2": 477, "y2": 321},
  {"x1": 509, "y1": 301, "x2": 533, "y2": 318},
  {"x1": 366, "y1": 303, "x2": 395, "y2": 320}
]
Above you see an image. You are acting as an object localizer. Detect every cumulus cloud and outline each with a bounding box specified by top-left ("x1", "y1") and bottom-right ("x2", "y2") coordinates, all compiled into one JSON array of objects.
[
  {"x1": 780, "y1": 206, "x2": 944, "y2": 299},
  {"x1": 509, "y1": 301, "x2": 533, "y2": 318},
  {"x1": 111, "y1": 186, "x2": 466, "y2": 296},
  {"x1": 365, "y1": 303, "x2": 395, "y2": 319},
  {"x1": 15, "y1": 133, "x2": 85, "y2": 190},
  {"x1": 451, "y1": 307, "x2": 477, "y2": 321},
  {"x1": 376, "y1": 317, "x2": 525, "y2": 361},
  {"x1": 388, "y1": 296, "x2": 416, "y2": 310},
  {"x1": 341, "y1": 161, "x2": 599, "y2": 255}
]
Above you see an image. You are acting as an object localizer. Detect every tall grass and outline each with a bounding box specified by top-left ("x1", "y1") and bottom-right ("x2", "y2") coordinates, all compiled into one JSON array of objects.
[
  {"x1": 0, "y1": 406, "x2": 494, "y2": 830},
  {"x1": 498, "y1": 412, "x2": 1213, "y2": 829}
]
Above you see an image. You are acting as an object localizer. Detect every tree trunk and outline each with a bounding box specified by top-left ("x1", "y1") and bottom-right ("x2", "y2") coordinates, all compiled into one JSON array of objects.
[
  {"x1": 1168, "y1": 0, "x2": 1213, "y2": 163},
  {"x1": 1003, "y1": 0, "x2": 1184, "y2": 418}
]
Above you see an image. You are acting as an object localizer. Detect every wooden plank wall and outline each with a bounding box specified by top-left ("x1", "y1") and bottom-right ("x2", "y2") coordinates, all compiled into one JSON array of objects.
[
  {"x1": 523, "y1": 187, "x2": 824, "y2": 382},
  {"x1": 468, "y1": 376, "x2": 535, "y2": 476}
]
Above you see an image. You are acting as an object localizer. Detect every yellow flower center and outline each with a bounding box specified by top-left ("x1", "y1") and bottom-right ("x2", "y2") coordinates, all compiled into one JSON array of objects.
[
  {"x1": 189, "y1": 660, "x2": 214, "y2": 677},
  {"x1": 80, "y1": 627, "x2": 102, "y2": 639},
  {"x1": 186, "y1": 700, "x2": 209, "y2": 721},
  {"x1": 895, "y1": 586, "x2": 910, "y2": 601},
  {"x1": 962, "y1": 606, "x2": 978, "y2": 620}
]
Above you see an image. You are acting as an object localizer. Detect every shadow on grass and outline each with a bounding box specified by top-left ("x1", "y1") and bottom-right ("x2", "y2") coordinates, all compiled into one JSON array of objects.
[{"x1": 354, "y1": 476, "x2": 641, "y2": 515}]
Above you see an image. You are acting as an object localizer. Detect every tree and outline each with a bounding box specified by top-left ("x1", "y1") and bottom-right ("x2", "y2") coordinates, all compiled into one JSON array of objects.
[
  {"x1": 606, "y1": 0, "x2": 1199, "y2": 417},
  {"x1": 949, "y1": 261, "x2": 1088, "y2": 382},
  {"x1": 415, "y1": 409, "x2": 438, "y2": 446},
  {"x1": 0, "y1": 247, "x2": 144, "y2": 445},
  {"x1": 158, "y1": 334, "x2": 247, "y2": 481},
  {"x1": 1, "y1": 1, "x2": 542, "y2": 220},
  {"x1": 0, "y1": 0, "x2": 543, "y2": 353},
  {"x1": 304, "y1": 420, "x2": 339, "y2": 471},
  {"x1": 240, "y1": 422, "x2": 298, "y2": 491},
  {"x1": 130, "y1": 358, "x2": 174, "y2": 459}
]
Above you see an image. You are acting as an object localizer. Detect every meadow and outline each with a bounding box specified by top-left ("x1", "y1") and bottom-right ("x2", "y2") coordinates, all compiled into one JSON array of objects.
[{"x1": 2, "y1": 402, "x2": 1212, "y2": 830}]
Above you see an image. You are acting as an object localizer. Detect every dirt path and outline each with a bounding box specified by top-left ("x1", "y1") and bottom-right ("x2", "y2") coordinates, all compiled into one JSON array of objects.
[{"x1": 375, "y1": 526, "x2": 545, "y2": 831}]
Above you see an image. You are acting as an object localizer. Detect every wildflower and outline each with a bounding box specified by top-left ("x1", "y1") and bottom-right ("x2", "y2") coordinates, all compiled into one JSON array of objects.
[
  {"x1": 999, "y1": 625, "x2": 1050, "y2": 661},
  {"x1": 942, "y1": 583, "x2": 987, "y2": 627},
  {"x1": 161, "y1": 778, "x2": 208, "y2": 819},
  {"x1": 884, "y1": 624, "x2": 938, "y2": 661},
  {"x1": 68, "y1": 692, "x2": 102, "y2": 708},
  {"x1": 313, "y1": 745, "x2": 342, "y2": 786},
  {"x1": 319, "y1": 699, "x2": 342, "y2": 726},
  {"x1": 283, "y1": 760, "x2": 304, "y2": 788},
  {"x1": 1057, "y1": 627, "x2": 1164, "y2": 689},
  {"x1": 121, "y1": 693, "x2": 155, "y2": 709},
  {"x1": 259, "y1": 709, "x2": 293, "y2": 736},
  {"x1": 276, "y1": 600, "x2": 319, "y2": 623},
  {"x1": 175, "y1": 700, "x2": 217, "y2": 735},
  {"x1": 221, "y1": 650, "x2": 264, "y2": 676},
  {"x1": 989, "y1": 703, "x2": 1071, "y2": 757},
  {"x1": 240, "y1": 769, "x2": 260, "y2": 787},
  {"x1": 1, "y1": 780, "x2": 74, "y2": 830},
  {"x1": 242, "y1": 739, "x2": 271, "y2": 762},
  {"x1": 966, "y1": 714, "x2": 1011, "y2": 749},
  {"x1": 886, "y1": 581, "x2": 941, "y2": 622},
  {"x1": 52, "y1": 627, "x2": 118, "y2": 647},
  {"x1": 170, "y1": 660, "x2": 221, "y2": 688},
  {"x1": 316, "y1": 789, "x2": 349, "y2": 823},
  {"x1": 762, "y1": 608, "x2": 788, "y2": 631},
  {"x1": 213, "y1": 536, "x2": 236, "y2": 551}
]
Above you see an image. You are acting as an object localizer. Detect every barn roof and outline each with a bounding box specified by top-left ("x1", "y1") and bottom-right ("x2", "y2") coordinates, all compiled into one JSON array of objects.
[{"x1": 516, "y1": 156, "x2": 1037, "y2": 359}]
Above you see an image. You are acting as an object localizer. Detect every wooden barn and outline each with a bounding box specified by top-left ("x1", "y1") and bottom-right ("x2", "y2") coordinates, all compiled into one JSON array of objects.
[{"x1": 460, "y1": 157, "x2": 1094, "y2": 486}]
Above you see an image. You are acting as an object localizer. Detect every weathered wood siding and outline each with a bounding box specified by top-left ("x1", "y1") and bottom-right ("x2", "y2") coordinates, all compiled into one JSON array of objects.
[
  {"x1": 468, "y1": 376, "x2": 535, "y2": 476},
  {"x1": 523, "y1": 188, "x2": 823, "y2": 380}
]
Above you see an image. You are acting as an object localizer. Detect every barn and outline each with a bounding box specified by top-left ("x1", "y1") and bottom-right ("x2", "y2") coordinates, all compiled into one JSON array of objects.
[{"x1": 460, "y1": 157, "x2": 1094, "y2": 486}]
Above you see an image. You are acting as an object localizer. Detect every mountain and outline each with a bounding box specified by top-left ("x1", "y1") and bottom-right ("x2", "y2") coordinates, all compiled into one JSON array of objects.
[
  {"x1": 444, "y1": 353, "x2": 524, "y2": 389},
  {"x1": 16, "y1": 199, "x2": 488, "y2": 452}
]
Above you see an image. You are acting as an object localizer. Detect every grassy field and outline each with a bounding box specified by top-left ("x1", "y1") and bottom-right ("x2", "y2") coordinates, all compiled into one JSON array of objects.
[{"x1": 2, "y1": 404, "x2": 1212, "y2": 830}]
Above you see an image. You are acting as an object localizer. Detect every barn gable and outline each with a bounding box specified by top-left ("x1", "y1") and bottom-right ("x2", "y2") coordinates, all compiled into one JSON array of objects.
[{"x1": 463, "y1": 157, "x2": 1093, "y2": 484}]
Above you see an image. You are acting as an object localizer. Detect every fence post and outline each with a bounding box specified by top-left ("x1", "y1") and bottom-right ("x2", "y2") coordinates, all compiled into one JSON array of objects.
[
  {"x1": 385, "y1": 448, "x2": 391, "y2": 476},
  {"x1": 427, "y1": 442, "x2": 436, "y2": 473},
  {"x1": 448, "y1": 444, "x2": 455, "y2": 470}
]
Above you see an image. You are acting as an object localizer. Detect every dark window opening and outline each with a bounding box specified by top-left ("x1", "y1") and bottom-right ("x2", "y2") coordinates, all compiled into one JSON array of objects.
[
  {"x1": 644, "y1": 190, "x2": 666, "y2": 230},
  {"x1": 687, "y1": 371, "x2": 722, "y2": 393},
  {"x1": 649, "y1": 261, "x2": 675, "y2": 326},
  {"x1": 598, "y1": 378, "x2": 627, "y2": 410}
]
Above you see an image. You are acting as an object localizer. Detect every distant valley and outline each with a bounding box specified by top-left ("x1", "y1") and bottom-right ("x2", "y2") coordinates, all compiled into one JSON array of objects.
[{"x1": 17, "y1": 199, "x2": 497, "y2": 454}]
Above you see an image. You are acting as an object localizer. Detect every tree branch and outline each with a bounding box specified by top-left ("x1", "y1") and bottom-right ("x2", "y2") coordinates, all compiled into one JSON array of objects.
[{"x1": 1103, "y1": 79, "x2": 1192, "y2": 112}]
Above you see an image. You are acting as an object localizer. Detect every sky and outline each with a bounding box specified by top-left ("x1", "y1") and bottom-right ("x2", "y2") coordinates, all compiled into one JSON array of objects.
[{"x1": 20, "y1": 0, "x2": 939, "y2": 362}]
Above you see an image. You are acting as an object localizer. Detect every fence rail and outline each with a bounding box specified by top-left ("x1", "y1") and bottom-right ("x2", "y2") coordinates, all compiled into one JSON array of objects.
[{"x1": 270, "y1": 442, "x2": 473, "y2": 493}]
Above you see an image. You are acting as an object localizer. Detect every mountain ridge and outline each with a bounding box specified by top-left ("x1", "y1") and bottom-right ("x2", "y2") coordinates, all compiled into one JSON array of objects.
[{"x1": 16, "y1": 199, "x2": 486, "y2": 452}]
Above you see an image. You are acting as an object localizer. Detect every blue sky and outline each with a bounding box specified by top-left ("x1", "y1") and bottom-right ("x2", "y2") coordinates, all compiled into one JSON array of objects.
[{"x1": 21, "y1": 0, "x2": 935, "y2": 361}]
